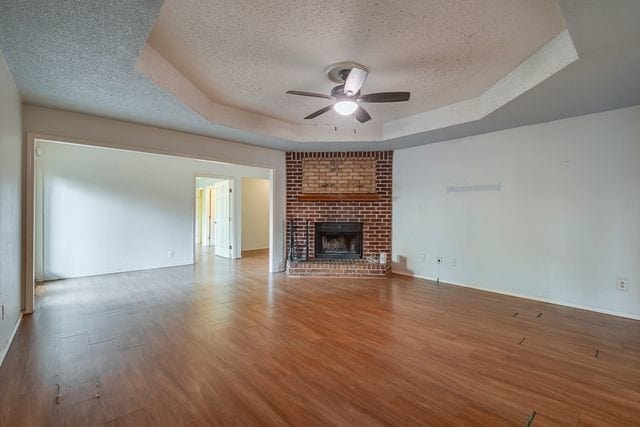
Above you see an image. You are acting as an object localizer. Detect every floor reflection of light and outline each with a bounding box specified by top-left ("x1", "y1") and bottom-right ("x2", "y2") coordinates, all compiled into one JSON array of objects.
[{"x1": 267, "y1": 275, "x2": 274, "y2": 309}]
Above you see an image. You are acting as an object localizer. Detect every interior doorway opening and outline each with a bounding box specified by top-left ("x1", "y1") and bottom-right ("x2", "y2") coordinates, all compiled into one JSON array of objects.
[
  {"x1": 31, "y1": 139, "x2": 275, "y2": 286},
  {"x1": 195, "y1": 177, "x2": 232, "y2": 259},
  {"x1": 26, "y1": 136, "x2": 281, "y2": 314},
  {"x1": 194, "y1": 176, "x2": 270, "y2": 266}
]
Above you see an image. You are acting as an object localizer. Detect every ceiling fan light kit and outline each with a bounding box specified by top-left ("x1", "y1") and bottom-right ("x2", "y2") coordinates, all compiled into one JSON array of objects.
[
  {"x1": 286, "y1": 62, "x2": 410, "y2": 123},
  {"x1": 334, "y1": 100, "x2": 359, "y2": 116}
]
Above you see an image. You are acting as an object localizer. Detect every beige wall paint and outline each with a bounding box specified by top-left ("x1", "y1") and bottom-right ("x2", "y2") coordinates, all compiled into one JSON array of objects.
[
  {"x1": 241, "y1": 178, "x2": 270, "y2": 251},
  {"x1": 0, "y1": 49, "x2": 22, "y2": 364}
]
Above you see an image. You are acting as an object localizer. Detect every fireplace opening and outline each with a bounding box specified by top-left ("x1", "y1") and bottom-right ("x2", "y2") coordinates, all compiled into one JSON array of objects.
[{"x1": 315, "y1": 222, "x2": 363, "y2": 259}]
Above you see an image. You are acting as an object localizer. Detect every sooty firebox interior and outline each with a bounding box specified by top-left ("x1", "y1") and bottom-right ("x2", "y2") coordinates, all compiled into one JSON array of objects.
[{"x1": 314, "y1": 222, "x2": 363, "y2": 259}]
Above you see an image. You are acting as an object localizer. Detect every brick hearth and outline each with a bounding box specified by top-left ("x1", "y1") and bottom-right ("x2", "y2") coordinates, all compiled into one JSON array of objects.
[
  {"x1": 286, "y1": 259, "x2": 392, "y2": 278},
  {"x1": 286, "y1": 151, "x2": 392, "y2": 277}
]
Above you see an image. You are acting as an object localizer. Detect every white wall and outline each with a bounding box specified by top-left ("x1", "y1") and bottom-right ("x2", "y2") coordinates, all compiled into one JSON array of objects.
[
  {"x1": 393, "y1": 105, "x2": 640, "y2": 319},
  {"x1": 0, "y1": 50, "x2": 22, "y2": 363},
  {"x1": 23, "y1": 105, "x2": 287, "y2": 273},
  {"x1": 35, "y1": 141, "x2": 269, "y2": 280},
  {"x1": 241, "y1": 178, "x2": 270, "y2": 251}
]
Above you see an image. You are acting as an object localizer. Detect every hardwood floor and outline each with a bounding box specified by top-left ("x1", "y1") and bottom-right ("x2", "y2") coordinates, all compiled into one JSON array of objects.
[{"x1": 1, "y1": 249, "x2": 639, "y2": 426}]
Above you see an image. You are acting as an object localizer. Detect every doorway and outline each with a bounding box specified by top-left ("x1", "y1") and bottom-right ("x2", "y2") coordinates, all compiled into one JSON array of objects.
[
  {"x1": 25, "y1": 136, "x2": 281, "y2": 315},
  {"x1": 213, "y1": 180, "x2": 232, "y2": 258},
  {"x1": 196, "y1": 185, "x2": 216, "y2": 248},
  {"x1": 195, "y1": 177, "x2": 233, "y2": 259}
]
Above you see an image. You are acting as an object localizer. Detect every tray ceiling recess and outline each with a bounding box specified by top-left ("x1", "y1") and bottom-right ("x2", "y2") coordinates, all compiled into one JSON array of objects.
[
  {"x1": 4, "y1": 1, "x2": 640, "y2": 151},
  {"x1": 139, "y1": 0, "x2": 575, "y2": 143}
]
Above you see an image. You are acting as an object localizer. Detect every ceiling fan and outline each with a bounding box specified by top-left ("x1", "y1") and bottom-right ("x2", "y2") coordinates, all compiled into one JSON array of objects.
[{"x1": 286, "y1": 66, "x2": 410, "y2": 123}]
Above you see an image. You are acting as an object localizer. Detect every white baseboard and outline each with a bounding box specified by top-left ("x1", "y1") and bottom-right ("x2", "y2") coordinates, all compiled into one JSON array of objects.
[
  {"x1": 393, "y1": 271, "x2": 640, "y2": 321},
  {"x1": 0, "y1": 313, "x2": 22, "y2": 367}
]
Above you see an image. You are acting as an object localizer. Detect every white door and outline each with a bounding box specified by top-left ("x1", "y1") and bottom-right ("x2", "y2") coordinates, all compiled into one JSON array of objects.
[{"x1": 214, "y1": 181, "x2": 232, "y2": 258}]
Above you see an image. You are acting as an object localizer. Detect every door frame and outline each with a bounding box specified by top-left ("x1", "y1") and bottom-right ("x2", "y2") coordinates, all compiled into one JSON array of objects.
[
  {"x1": 198, "y1": 185, "x2": 216, "y2": 247},
  {"x1": 195, "y1": 188, "x2": 203, "y2": 245},
  {"x1": 193, "y1": 174, "x2": 238, "y2": 264}
]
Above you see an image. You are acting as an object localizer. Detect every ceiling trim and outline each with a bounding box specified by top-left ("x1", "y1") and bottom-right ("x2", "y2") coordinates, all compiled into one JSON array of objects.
[
  {"x1": 135, "y1": 44, "x2": 297, "y2": 139},
  {"x1": 384, "y1": 30, "x2": 578, "y2": 139},
  {"x1": 135, "y1": 44, "x2": 382, "y2": 143}
]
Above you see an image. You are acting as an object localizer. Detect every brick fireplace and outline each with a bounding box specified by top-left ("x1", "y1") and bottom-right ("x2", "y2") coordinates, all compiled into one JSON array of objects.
[{"x1": 286, "y1": 151, "x2": 392, "y2": 277}]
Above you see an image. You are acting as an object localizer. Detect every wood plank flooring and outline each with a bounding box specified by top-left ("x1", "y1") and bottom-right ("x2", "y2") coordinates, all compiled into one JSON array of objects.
[{"x1": 1, "y1": 248, "x2": 639, "y2": 426}]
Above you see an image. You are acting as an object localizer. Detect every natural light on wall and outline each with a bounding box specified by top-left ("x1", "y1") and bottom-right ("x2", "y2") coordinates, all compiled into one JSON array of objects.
[{"x1": 34, "y1": 140, "x2": 271, "y2": 280}]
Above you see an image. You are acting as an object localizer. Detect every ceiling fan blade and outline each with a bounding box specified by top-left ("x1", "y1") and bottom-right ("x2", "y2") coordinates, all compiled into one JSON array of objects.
[
  {"x1": 344, "y1": 67, "x2": 368, "y2": 97},
  {"x1": 304, "y1": 105, "x2": 334, "y2": 120},
  {"x1": 354, "y1": 106, "x2": 371, "y2": 123},
  {"x1": 359, "y1": 92, "x2": 410, "y2": 103},
  {"x1": 286, "y1": 90, "x2": 332, "y2": 99}
]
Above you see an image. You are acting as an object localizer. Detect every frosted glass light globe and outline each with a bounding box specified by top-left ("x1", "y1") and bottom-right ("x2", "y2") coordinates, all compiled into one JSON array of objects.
[{"x1": 333, "y1": 100, "x2": 358, "y2": 116}]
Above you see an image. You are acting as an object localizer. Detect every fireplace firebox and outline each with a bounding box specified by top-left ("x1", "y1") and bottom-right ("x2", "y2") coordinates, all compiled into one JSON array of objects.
[{"x1": 314, "y1": 222, "x2": 363, "y2": 259}]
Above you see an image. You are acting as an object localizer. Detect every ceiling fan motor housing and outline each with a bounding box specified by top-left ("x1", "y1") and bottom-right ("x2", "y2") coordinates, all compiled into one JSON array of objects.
[
  {"x1": 330, "y1": 84, "x2": 359, "y2": 99},
  {"x1": 325, "y1": 62, "x2": 368, "y2": 83}
]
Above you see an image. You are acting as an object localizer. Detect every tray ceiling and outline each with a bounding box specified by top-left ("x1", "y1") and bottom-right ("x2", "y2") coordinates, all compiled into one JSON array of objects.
[
  {"x1": 147, "y1": 0, "x2": 566, "y2": 126},
  {"x1": 142, "y1": 0, "x2": 572, "y2": 141},
  {"x1": 1, "y1": 1, "x2": 639, "y2": 150}
]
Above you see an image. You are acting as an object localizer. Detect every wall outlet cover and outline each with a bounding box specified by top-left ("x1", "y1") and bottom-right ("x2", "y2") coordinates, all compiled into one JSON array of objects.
[{"x1": 616, "y1": 279, "x2": 629, "y2": 291}]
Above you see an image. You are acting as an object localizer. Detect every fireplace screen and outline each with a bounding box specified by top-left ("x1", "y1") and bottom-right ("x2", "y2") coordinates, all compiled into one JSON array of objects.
[{"x1": 314, "y1": 222, "x2": 363, "y2": 259}]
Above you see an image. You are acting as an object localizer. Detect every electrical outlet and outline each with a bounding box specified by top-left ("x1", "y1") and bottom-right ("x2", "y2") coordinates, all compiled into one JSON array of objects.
[
  {"x1": 436, "y1": 256, "x2": 443, "y2": 265},
  {"x1": 168, "y1": 250, "x2": 174, "y2": 258},
  {"x1": 616, "y1": 279, "x2": 629, "y2": 291},
  {"x1": 450, "y1": 257, "x2": 456, "y2": 267},
  {"x1": 418, "y1": 253, "x2": 426, "y2": 263}
]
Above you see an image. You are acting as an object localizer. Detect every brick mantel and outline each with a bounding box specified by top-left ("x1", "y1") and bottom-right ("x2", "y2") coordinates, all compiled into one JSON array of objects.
[{"x1": 286, "y1": 151, "x2": 392, "y2": 262}]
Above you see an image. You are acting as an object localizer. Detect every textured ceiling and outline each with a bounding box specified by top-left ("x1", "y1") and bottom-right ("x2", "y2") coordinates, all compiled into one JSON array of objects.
[
  {"x1": 147, "y1": 0, "x2": 565, "y2": 125},
  {"x1": 0, "y1": 1, "x2": 639, "y2": 151}
]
